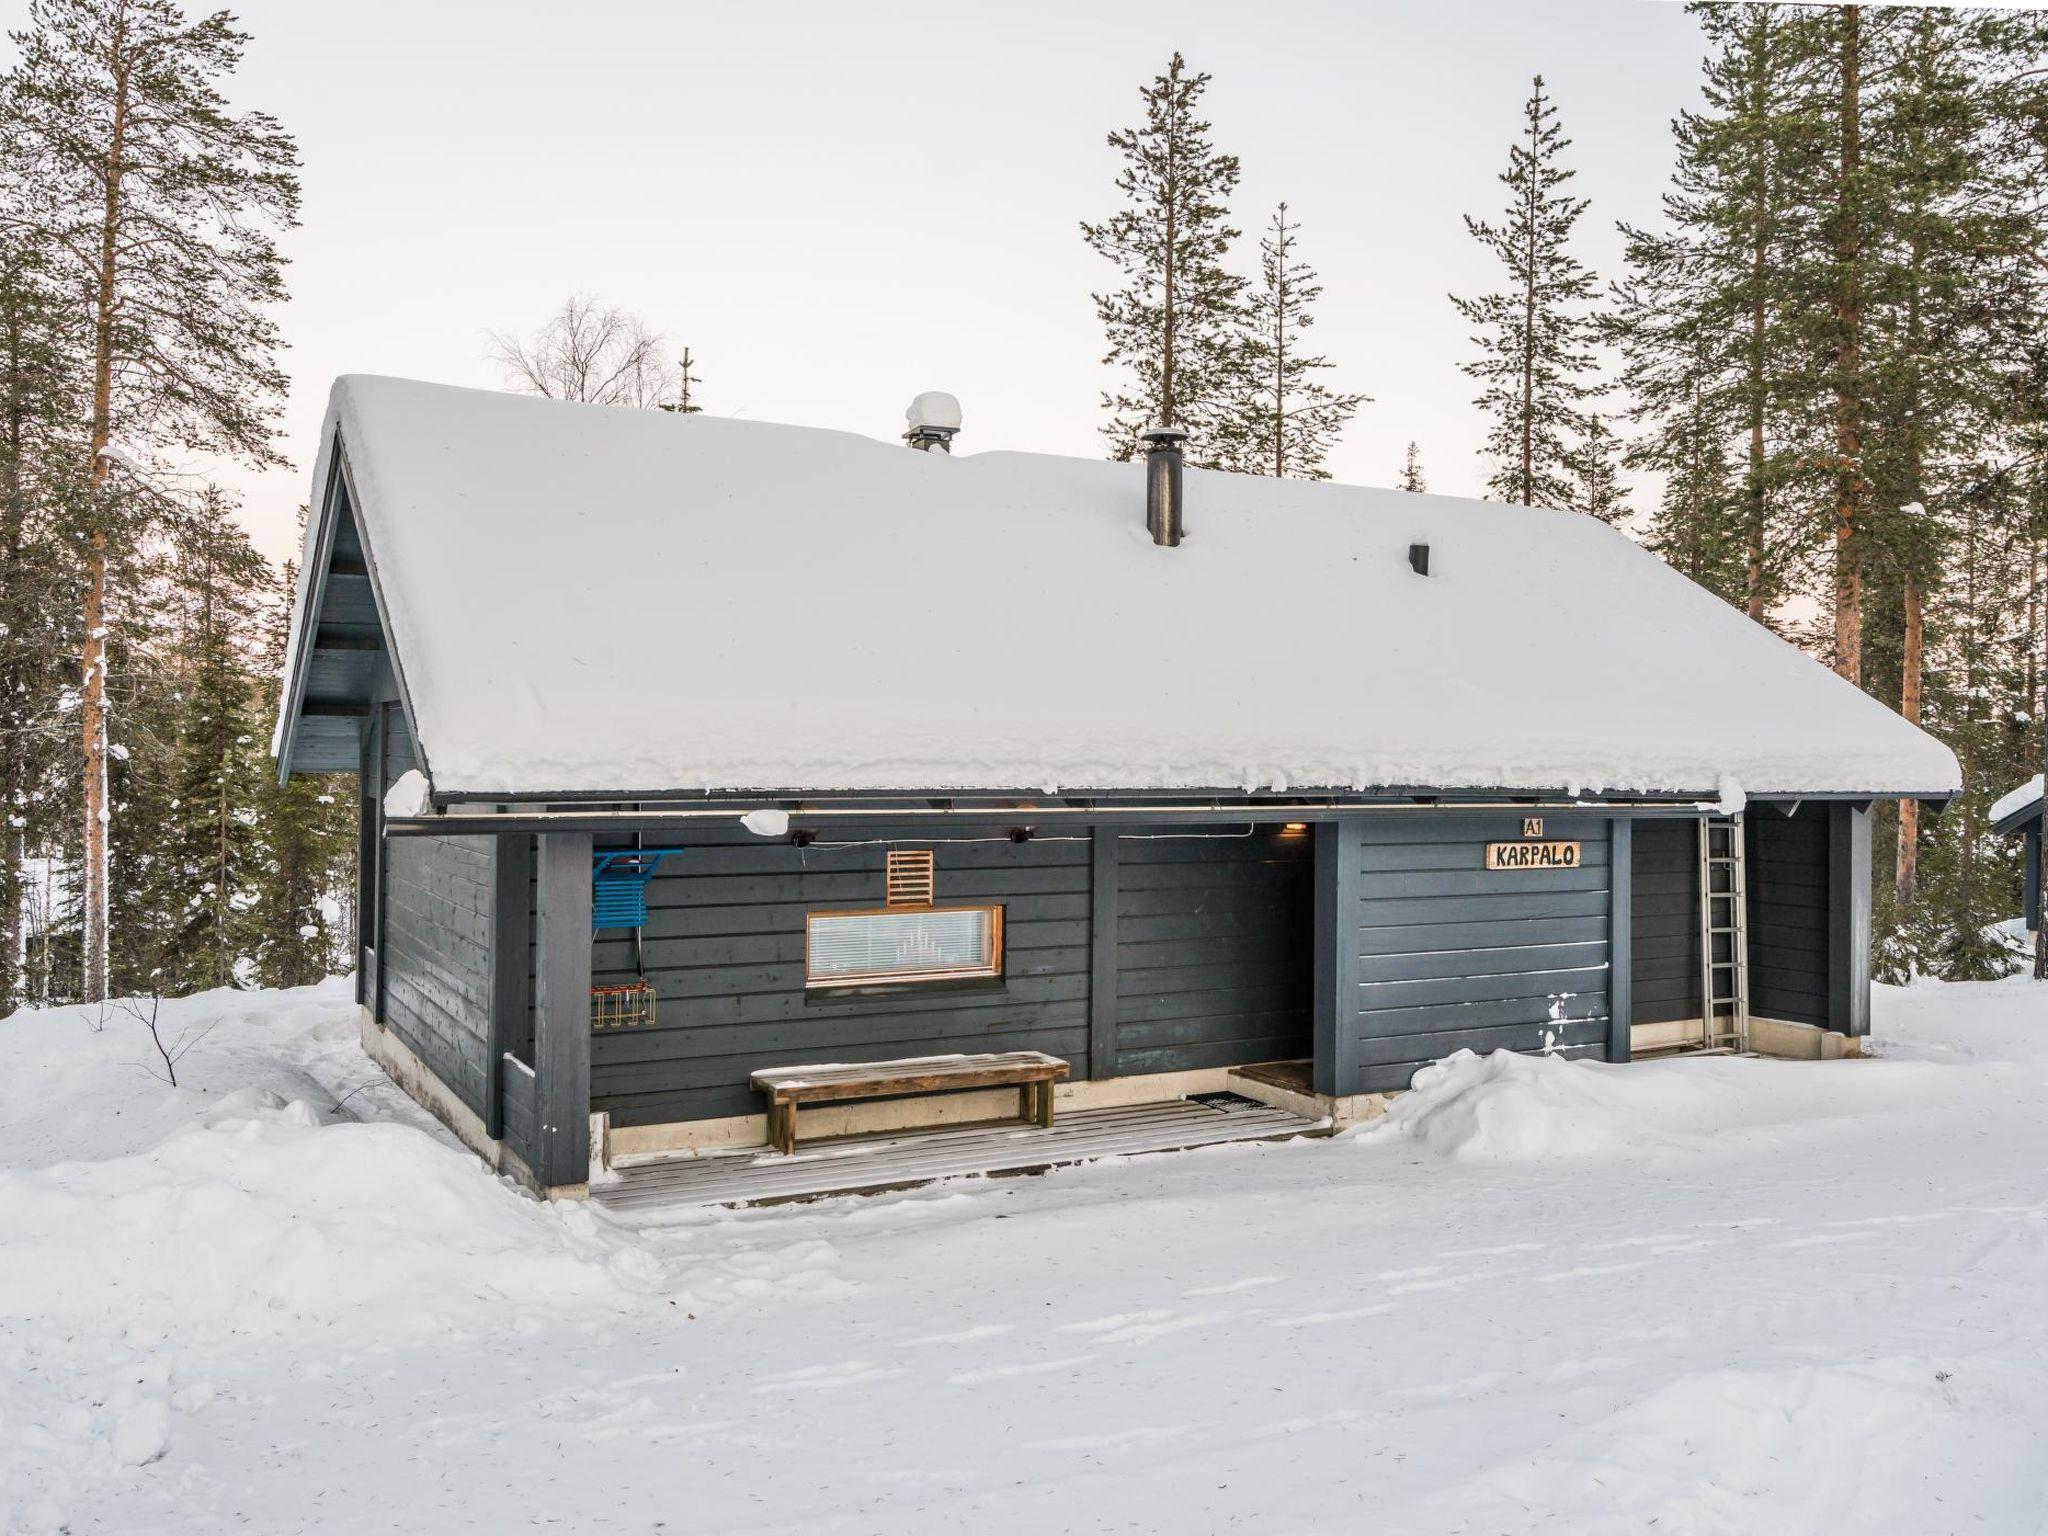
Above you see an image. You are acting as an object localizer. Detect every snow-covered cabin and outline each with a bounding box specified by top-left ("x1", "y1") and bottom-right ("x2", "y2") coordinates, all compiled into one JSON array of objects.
[
  {"x1": 1992, "y1": 777, "x2": 2043, "y2": 934},
  {"x1": 274, "y1": 376, "x2": 1960, "y2": 1199}
]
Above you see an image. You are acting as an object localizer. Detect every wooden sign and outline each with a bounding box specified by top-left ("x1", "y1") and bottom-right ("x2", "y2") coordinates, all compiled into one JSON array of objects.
[
  {"x1": 1486, "y1": 840, "x2": 1582, "y2": 871},
  {"x1": 1522, "y1": 817, "x2": 1545, "y2": 838}
]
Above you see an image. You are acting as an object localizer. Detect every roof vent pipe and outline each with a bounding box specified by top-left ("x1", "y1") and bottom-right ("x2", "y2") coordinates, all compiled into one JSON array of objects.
[
  {"x1": 1140, "y1": 425, "x2": 1189, "y2": 547},
  {"x1": 904, "y1": 391, "x2": 963, "y2": 453}
]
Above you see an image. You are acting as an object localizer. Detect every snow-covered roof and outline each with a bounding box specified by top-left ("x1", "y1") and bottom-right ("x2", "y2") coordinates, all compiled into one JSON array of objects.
[
  {"x1": 1992, "y1": 776, "x2": 2043, "y2": 831},
  {"x1": 276, "y1": 375, "x2": 1961, "y2": 802}
]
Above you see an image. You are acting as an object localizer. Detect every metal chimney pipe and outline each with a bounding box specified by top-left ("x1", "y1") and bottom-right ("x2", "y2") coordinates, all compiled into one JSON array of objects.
[
  {"x1": 904, "y1": 391, "x2": 963, "y2": 453},
  {"x1": 1140, "y1": 425, "x2": 1189, "y2": 546}
]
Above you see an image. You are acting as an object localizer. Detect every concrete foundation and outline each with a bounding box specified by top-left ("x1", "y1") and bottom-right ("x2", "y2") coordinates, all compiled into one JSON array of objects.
[{"x1": 1630, "y1": 1015, "x2": 1861, "y2": 1061}]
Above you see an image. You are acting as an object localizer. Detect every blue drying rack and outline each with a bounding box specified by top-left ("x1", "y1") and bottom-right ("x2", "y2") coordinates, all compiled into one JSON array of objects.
[{"x1": 591, "y1": 848, "x2": 686, "y2": 931}]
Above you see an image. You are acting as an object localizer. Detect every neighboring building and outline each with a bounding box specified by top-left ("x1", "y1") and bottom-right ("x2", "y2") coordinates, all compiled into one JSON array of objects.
[
  {"x1": 273, "y1": 377, "x2": 1961, "y2": 1200},
  {"x1": 1993, "y1": 777, "x2": 2044, "y2": 934}
]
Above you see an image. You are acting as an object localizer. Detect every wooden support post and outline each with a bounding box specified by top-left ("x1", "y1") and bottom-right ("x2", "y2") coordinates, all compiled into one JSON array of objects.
[
  {"x1": 533, "y1": 831, "x2": 593, "y2": 1189},
  {"x1": 1828, "y1": 802, "x2": 1872, "y2": 1037},
  {"x1": 486, "y1": 832, "x2": 534, "y2": 1142},
  {"x1": 1312, "y1": 819, "x2": 1362, "y2": 1098},
  {"x1": 2025, "y1": 824, "x2": 2042, "y2": 934},
  {"x1": 370, "y1": 702, "x2": 392, "y2": 1022},
  {"x1": 1608, "y1": 817, "x2": 1633, "y2": 1064},
  {"x1": 1088, "y1": 829, "x2": 1120, "y2": 1081},
  {"x1": 354, "y1": 719, "x2": 377, "y2": 1011}
]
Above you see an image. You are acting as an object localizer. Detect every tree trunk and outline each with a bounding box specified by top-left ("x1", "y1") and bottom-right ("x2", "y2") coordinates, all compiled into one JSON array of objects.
[
  {"x1": 1746, "y1": 252, "x2": 1768, "y2": 621},
  {"x1": 1744, "y1": 15, "x2": 1772, "y2": 624},
  {"x1": 1896, "y1": 566, "x2": 1923, "y2": 907},
  {"x1": 1519, "y1": 104, "x2": 1538, "y2": 507},
  {"x1": 1830, "y1": 3, "x2": 1865, "y2": 686},
  {"x1": 2036, "y1": 535, "x2": 2046, "y2": 981},
  {"x1": 81, "y1": 48, "x2": 131, "y2": 1005}
]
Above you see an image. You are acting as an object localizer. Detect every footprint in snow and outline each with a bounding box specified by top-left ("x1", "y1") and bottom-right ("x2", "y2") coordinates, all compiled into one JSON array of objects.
[
  {"x1": 948, "y1": 1355, "x2": 1097, "y2": 1386},
  {"x1": 1182, "y1": 1275, "x2": 1285, "y2": 1298},
  {"x1": 1267, "y1": 1303, "x2": 1395, "y2": 1328},
  {"x1": 751, "y1": 1361, "x2": 906, "y2": 1393},
  {"x1": 903, "y1": 1323, "x2": 1015, "y2": 1346}
]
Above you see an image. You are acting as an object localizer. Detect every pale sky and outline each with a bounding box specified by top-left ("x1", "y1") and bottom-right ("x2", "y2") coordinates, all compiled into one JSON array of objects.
[{"x1": 24, "y1": 0, "x2": 1713, "y2": 562}]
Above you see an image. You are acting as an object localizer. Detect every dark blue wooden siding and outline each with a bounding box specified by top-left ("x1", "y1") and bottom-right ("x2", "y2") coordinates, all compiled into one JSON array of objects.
[
  {"x1": 1113, "y1": 830, "x2": 1312, "y2": 1075},
  {"x1": 1747, "y1": 810, "x2": 1830, "y2": 1026},
  {"x1": 1332, "y1": 813, "x2": 1615, "y2": 1095},
  {"x1": 1630, "y1": 818, "x2": 1698, "y2": 1026},
  {"x1": 586, "y1": 829, "x2": 1094, "y2": 1128},
  {"x1": 381, "y1": 833, "x2": 496, "y2": 1118}
]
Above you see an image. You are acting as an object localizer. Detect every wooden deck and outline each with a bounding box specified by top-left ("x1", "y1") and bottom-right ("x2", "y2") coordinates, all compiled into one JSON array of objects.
[{"x1": 591, "y1": 1095, "x2": 1327, "y2": 1212}]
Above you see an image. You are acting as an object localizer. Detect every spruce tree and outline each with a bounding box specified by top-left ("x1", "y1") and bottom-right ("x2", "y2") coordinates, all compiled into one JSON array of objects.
[
  {"x1": 1399, "y1": 441, "x2": 1427, "y2": 494},
  {"x1": 1082, "y1": 52, "x2": 1246, "y2": 463},
  {"x1": 1, "y1": 0, "x2": 299, "y2": 1001},
  {"x1": 143, "y1": 487, "x2": 267, "y2": 993},
  {"x1": 1639, "y1": 371, "x2": 1745, "y2": 599},
  {"x1": 1225, "y1": 204, "x2": 1364, "y2": 479},
  {"x1": 251, "y1": 547, "x2": 354, "y2": 988},
  {"x1": 1566, "y1": 412, "x2": 1630, "y2": 525},
  {"x1": 0, "y1": 233, "x2": 82, "y2": 1011},
  {"x1": 1451, "y1": 76, "x2": 1601, "y2": 507}
]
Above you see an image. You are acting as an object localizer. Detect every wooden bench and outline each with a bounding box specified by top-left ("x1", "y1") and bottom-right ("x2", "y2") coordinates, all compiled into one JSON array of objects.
[{"x1": 749, "y1": 1051, "x2": 1071, "y2": 1156}]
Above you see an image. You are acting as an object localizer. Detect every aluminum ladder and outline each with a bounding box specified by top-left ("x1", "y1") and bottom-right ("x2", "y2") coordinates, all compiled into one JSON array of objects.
[{"x1": 1696, "y1": 817, "x2": 1751, "y2": 1052}]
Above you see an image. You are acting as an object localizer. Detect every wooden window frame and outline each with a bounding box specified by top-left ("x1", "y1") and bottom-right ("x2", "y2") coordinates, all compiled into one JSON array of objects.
[{"x1": 804, "y1": 903, "x2": 1005, "y2": 989}]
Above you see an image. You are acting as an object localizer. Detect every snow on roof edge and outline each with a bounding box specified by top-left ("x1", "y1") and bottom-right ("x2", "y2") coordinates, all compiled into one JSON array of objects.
[
  {"x1": 281, "y1": 375, "x2": 1964, "y2": 804},
  {"x1": 1992, "y1": 775, "x2": 2043, "y2": 828}
]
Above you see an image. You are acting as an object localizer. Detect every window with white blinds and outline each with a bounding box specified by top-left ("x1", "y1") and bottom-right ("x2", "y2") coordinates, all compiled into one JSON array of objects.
[{"x1": 805, "y1": 905, "x2": 1003, "y2": 986}]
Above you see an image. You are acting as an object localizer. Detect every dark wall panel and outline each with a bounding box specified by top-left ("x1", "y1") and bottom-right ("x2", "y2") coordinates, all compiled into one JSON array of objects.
[
  {"x1": 381, "y1": 833, "x2": 496, "y2": 1117},
  {"x1": 1113, "y1": 829, "x2": 1313, "y2": 1076},
  {"x1": 588, "y1": 829, "x2": 1094, "y2": 1128},
  {"x1": 1631, "y1": 818, "x2": 1699, "y2": 1026},
  {"x1": 1748, "y1": 810, "x2": 1830, "y2": 1026},
  {"x1": 1341, "y1": 813, "x2": 1614, "y2": 1094}
]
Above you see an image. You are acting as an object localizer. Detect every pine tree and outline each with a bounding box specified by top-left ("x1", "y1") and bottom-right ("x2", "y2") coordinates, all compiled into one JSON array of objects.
[
  {"x1": 0, "y1": 0, "x2": 299, "y2": 1000},
  {"x1": 1082, "y1": 52, "x2": 1246, "y2": 464},
  {"x1": 1398, "y1": 441, "x2": 1427, "y2": 494},
  {"x1": 1451, "y1": 76, "x2": 1602, "y2": 507},
  {"x1": 1566, "y1": 411, "x2": 1630, "y2": 525},
  {"x1": 1224, "y1": 204, "x2": 1364, "y2": 479},
  {"x1": 1611, "y1": 3, "x2": 1826, "y2": 623}
]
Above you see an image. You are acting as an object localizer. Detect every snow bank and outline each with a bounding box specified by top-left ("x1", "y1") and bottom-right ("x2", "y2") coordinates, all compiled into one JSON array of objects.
[
  {"x1": 281, "y1": 376, "x2": 1960, "y2": 800},
  {"x1": 1361, "y1": 1036, "x2": 1952, "y2": 1163},
  {"x1": 1361, "y1": 1048, "x2": 1734, "y2": 1160}
]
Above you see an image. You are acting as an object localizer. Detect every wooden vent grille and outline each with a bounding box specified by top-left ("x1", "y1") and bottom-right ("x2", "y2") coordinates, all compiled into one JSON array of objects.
[{"x1": 885, "y1": 849, "x2": 935, "y2": 908}]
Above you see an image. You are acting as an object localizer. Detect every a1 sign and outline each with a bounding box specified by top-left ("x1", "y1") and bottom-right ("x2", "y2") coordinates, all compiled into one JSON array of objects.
[{"x1": 1522, "y1": 817, "x2": 1544, "y2": 838}]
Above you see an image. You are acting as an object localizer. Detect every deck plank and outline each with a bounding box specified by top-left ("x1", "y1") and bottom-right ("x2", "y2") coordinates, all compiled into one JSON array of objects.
[{"x1": 592, "y1": 1097, "x2": 1325, "y2": 1211}]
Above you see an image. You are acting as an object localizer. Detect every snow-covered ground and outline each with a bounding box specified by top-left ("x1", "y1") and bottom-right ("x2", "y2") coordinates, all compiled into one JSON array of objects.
[{"x1": 5, "y1": 976, "x2": 2047, "y2": 1534}]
